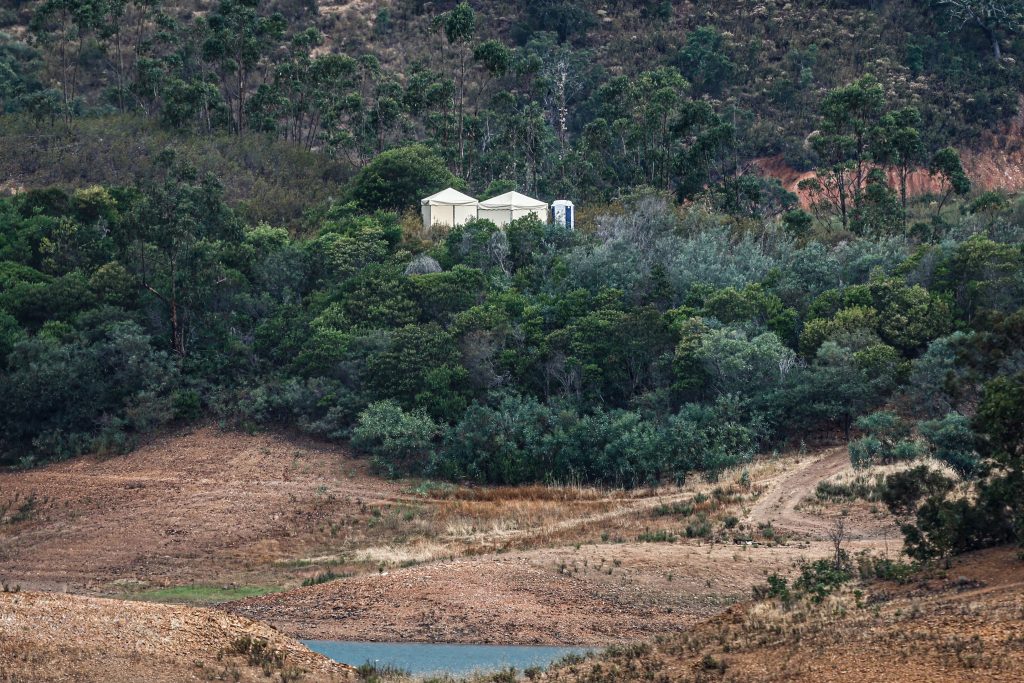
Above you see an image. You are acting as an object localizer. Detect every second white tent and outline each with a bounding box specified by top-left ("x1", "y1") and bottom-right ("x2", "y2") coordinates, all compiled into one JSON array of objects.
[{"x1": 477, "y1": 191, "x2": 548, "y2": 227}]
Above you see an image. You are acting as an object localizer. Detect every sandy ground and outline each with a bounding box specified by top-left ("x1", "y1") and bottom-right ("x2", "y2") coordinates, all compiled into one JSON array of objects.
[
  {"x1": 1, "y1": 427, "x2": 904, "y2": 652},
  {"x1": 2, "y1": 427, "x2": 1019, "y2": 682},
  {"x1": 0, "y1": 590, "x2": 355, "y2": 682}
]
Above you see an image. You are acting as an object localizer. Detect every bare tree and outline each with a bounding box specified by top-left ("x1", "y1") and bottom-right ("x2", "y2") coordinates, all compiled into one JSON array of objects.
[
  {"x1": 936, "y1": 0, "x2": 1023, "y2": 60},
  {"x1": 828, "y1": 515, "x2": 848, "y2": 569}
]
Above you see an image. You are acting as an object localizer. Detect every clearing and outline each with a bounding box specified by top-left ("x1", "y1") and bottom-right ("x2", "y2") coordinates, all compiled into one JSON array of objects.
[
  {"x1": 2, "y1": 427, "x2": 901, "y2": 647},
  {"x1": 546, "y1": 545, "x2": 1024, "y2": 682}
]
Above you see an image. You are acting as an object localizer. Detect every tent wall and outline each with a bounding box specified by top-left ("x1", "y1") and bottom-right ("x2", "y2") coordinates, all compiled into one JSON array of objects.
[
  {"x1": 453, "y1": 204, "x2": 477, "y2": 225},
  {"x1": 423, "y1": 204, "x2": 477, "y2": 228},
  {"x1": 478, "y1": 208, "x2": 511, "y2": 225},
  {"x1": 478, "y1": 206, "x2": 546, "y2": 227},
  {"x1": 511, "y1": 208, "x2": 545, "y2": 222}
]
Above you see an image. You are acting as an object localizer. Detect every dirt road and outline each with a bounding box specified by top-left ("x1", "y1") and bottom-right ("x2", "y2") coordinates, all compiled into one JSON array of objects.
[{"x1": 744, "y1": 447, "x2": 898, "y2": 542}]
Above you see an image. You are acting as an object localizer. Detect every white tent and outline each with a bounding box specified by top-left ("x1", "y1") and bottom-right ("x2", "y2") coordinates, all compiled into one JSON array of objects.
[
  {"x1": 477, "y1": 191, "x2": 548, "y2": 227},
  {"x1": 421, "y1": 187, "x2": 479, "y2": 229}
]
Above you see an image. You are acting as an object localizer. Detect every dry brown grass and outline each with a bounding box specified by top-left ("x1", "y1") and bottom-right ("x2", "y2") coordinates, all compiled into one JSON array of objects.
[
  {"x1": 0, "y1": 428, "x2": 795, "y2": 596},
  {"x1": 546, "y1": 546, "x2": 1024, "y2": 682}
]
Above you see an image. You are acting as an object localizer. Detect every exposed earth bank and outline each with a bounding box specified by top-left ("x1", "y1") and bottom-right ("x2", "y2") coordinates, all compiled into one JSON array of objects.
[
  {"x1": 0, "y1": 590, "x2": 355, "y2": 682},
  {"x1": 546, "y1": 546, "x2": 1024, "y2": 683}
]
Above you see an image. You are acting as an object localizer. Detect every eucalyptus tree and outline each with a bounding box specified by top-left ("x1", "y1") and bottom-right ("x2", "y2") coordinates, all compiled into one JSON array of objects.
[
  {"x1": 935, "y1": 0, "x2": 1024, "y2": 59},
  {"x1": 118, "y1": 153, "x2": 242, "y2": 357},
  {"x1": 929, "y1": 146, "x2": 971, "y2": 215},
  {"x1": 200, "y1": 0, "x2": 286, "y2": 134},
  {"x1": 29, "y1": 0, "x2": 109, "y2": 121},
  {"x1": 443, "y1": 1, "x2": 476, "y2": 175},
  {"x1": 872, "y1": 106, "x2": 925, "y2": 225},
  {"x1": 802, "y1": 75, "x2": 886, "y2": 231}
]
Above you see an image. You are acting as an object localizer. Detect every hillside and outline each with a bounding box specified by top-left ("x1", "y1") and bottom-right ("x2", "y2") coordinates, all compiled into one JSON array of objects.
[
  {"x1": 546, "y1": 546, "x2": 1024, "y2": 682},
  {"x1": 0, "y1": 590, "x2": 356, "y2": 682},
  {"x1": 2, "y1": 2, "x2": 1024, "y2": 680},
  {"x1": 3, "y1": 428, "x2": 895, "y2": 646},
  {"x1": 3, "y1": 0, "x2": 1024, "y2": 215},
  {"x1": 3, "y1": 430, "x2": 1017, "y2": 680}
]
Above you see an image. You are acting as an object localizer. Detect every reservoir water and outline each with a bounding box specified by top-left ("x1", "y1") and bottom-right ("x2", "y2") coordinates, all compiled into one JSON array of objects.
[{"x1": 302, "y1": 640, "x2": 595, "y2": 677}]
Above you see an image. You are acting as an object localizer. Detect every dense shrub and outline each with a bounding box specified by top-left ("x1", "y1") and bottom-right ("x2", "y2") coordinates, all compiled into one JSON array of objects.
[
  {"x1": 352, "y1": 401, "x2": 439, "y2": 475},
  {"x1": 918, "y1": 412, "x2": 979, "y2": 476},
  {"x1": 0, "y1": 322, "x2": 177, "y2": 465},
  {"x1": 849, "y1": 411, "x2": 922, "y2": 468}
]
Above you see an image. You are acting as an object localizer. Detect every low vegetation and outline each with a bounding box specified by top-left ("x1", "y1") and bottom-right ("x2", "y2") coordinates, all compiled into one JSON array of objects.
[{"x1": 129, "y1": 584, "x2": 280, "y2": 605}]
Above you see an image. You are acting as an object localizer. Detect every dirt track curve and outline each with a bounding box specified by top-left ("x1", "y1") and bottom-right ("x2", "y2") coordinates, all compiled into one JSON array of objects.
[{"x1": 746, "y1": 448, "x2": 859, "y2": 535}]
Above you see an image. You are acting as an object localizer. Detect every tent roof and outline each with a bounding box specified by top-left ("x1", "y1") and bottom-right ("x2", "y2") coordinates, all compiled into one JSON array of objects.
[
  {"x1": 479, "y1": 191, "x2": 547, "y2": 210},
  {"x1": 421, "y1": 187, "x2": 478, "y2": 206}
]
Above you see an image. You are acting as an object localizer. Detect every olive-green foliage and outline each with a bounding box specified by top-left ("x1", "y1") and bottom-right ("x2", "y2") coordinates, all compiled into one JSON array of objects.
[
  {"x1": 849, "y1": 411, "x2": 922, "y2": 469},
  {"x1": 882, "y1": 372, "x2": 1024, "y2": 559},
  {"x1": 974, "y1": 372, "x2": 1024, "y2": 541},
  {"x1": 0, "y1": 146, "x2": 1020, "y2": 501},
  {"x1": 433, "y1": 392, "x2": 759, "y2": 487},
  {"x1": 351, "y1": 400, "x2": 439, "y2": 474},
  {"x1": 918, "y1": 412, "x2": 979, "y2": 476},
  {"x1": 0, "y1": 116, "x2": 347, "y2": 229},
  {"x1": 6, "y1": 0, "x2": 1024, "y2": 213},
  {"x1": 348, "y1": 145, "x2": 459, "y2": 212},
  {"x1": 0, "y1": 321, "x2": 177, "y2": 465}
]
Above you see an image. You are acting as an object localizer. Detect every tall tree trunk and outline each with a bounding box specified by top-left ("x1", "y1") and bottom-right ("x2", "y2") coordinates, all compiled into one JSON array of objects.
[
  {"x1": 458, "y1": 48, "x2": 467, "y2": 176},
  {"x1": 978, "y1": 19, "x2": 1001, "y2": 60},
  {"x1": 115, "y1": 27, "x2": 125, "y2": 112}
]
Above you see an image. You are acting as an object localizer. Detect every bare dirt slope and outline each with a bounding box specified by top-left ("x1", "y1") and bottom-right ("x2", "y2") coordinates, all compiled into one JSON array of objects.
[
  {"x1": 0, "y1": 590, "x2": 355, "y2": 683},
  {"x1": 228, "y1": 450, "x2": 898, "y2": 645},
  {"x1": 0, "y1": 426, "x2": 407, "y2": 593},
  {"x1": 547, "y1": 546, "x2": 1024, "y2": 682}
]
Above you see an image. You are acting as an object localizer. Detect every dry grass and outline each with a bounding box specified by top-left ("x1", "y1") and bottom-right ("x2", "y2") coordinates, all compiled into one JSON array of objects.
[
  {"x1": 825, "y1": 458, "x2": 963, "y2": 489},
  {"x1": 547, "y1": 546, "x2": 1024, "y2": 682}
]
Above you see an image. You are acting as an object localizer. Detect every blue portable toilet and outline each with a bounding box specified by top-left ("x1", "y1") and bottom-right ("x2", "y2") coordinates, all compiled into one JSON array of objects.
[{"x1": 551, "y1": 199, "x2": 574, "y2": 229}]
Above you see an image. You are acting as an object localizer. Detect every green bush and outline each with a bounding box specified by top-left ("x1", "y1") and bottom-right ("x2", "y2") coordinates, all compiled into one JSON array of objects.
[
  {"x1": 850, "y1": 411, "x2": 921, "y2": 468},
  {"x1": 348, "y1": 145, "x2": 459, "y2": 212},
  {"x1": 352, "y1": 401, "x2": 439, "y2": 473},
  {"x1": 919, "y1": 412, "x2": 979, "y2": 476},
  {"x1": 793, "y1": 558, "x2": 852, "y2": 603}
]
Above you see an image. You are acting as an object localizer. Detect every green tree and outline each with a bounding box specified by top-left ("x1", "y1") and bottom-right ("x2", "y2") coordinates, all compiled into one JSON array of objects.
[
  {"x1": 974, "y1": 372, "x2": 1024, "y2": 542},
  {"x1": 473, "y1": 39, "x2": 511, "y2": 111},
  {"x1": 352, "y1": 400, "x2": 439, "y2": 473},
  {"x1": 443, "y1": 1, "x2": 476, "y2": 175},
  {"x1": 349, "y1": 145, "x2": 459, "y2": 212},
  {"x1": 29, "y1": 0, "x2": 109, "y2": 122},
  {"x1": 872, "y1": 107, "x2": 925, "y2": 225},
  {"x1": 934, "y1": 0, "x2": 1023, "y2": 59},
  {"x1": 0, "y1": 321, "x2": 177, "y2": 465},
  {"x1": 675, "y1": 26, "x2": 734, "y2": 96},
  {"x1": 803, "y1": 75, "x2": 886, "y2": 230},
  {"x1": 118, "y1": 154, "x2": 241, "y2": 357},
  {"x1": 919, "y1": 412, "x2": 979, "y2": 476},
  {"x1": 929, "y1": 146, "x2": 971, "y2": 215}
]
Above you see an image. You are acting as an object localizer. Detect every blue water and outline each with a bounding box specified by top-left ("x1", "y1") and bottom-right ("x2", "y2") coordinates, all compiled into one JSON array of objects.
[{"x1": 302, "y1": 640, "x2": 595, "y2": 676}]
